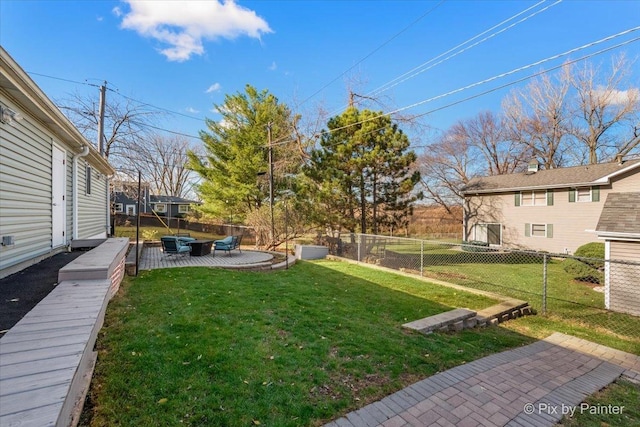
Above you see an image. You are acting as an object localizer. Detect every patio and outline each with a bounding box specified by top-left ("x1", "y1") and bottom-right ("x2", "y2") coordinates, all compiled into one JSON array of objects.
[{"x1": 139, "y1": 245, "x2": 278, "y2": 270}]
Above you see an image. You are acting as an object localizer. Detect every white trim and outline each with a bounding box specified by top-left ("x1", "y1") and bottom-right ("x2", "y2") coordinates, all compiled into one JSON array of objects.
[
  {"x1": 596, "y1": 232, "x2": 640, "y2": 242},
  {"x1": 592, "y1": 161, "x2": 640, "y2": 183},
  {"x1": 604, "y1": 240, "x2": 610, "y2": 309}
]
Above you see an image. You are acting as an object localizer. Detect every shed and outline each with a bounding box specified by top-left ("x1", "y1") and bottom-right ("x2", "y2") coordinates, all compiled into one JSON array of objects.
[{"x1": 595, "y1": 192, "x2": 640, "y2": 317}]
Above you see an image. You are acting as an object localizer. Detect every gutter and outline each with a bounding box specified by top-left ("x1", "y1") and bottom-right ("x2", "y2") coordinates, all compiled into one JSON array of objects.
[{"x1": 72, "y1": 145, "x2": 90, "y2": 240}]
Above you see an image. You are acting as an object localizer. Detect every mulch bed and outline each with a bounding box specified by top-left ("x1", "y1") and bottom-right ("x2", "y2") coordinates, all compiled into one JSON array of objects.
[{"x1": 0, "y1": 251, "x2": 84, "y2": 336}]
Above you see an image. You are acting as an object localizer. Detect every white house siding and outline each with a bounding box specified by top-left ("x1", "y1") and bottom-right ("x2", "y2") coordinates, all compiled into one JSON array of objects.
[
  {"x1": 608, "y1": 241, "x2": 640, "y2": 317},
  {"x1": 0, "y1": 96, "x2": 61, "y2": 272},
  {"x1": 77, "y1": 159, "x2": 108, "y2": 239},
  {"x1": 465, "y1": 170, "x2": 640, "y2": 254}
]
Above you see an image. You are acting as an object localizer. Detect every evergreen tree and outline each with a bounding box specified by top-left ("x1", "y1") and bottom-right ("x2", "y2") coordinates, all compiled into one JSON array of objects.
[
  {"x1": 188, "y1": 85, "x2": 296, "y2": 223},
  {"x1": 305, "y1": 106, "x2": 420, "y2": 234}
]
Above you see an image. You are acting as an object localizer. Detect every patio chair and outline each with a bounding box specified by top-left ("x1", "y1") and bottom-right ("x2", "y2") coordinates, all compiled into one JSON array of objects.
[
  {"x1": 213, "y1": 235, "x2": 242, "y2": 256},
  {"x1": 161, "y1": 236, "x2": 191, "y2": 257}
]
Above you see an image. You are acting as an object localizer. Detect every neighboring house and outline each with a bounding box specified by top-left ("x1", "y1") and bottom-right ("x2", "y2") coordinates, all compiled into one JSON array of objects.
[
  {"x1": 112, "y1": 185, "x2": 199, "y2": 217},
  {"x1": 0, "y1": 47, "x2": 114, "y2": 278},
  {"x1": 112, "y1": 181, "x2": 152, "y2": 216},
  {"x1": 595, "y1": 192, "x2": 640, "y2": 317},
  {"x1": 149, "y1": 195, "x2": 200, "y2": 218},
  {"x1": 460, "y1": 159, "x2": 640, "y2": 254}
]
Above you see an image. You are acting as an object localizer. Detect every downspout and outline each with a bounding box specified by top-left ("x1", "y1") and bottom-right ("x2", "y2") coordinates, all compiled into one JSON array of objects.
[
  {"x1": 72, "y1": 145, "x2": 90, "y2": 240},
  {"x1": 106, "y1": 174, "x2": 112, "y2": 237}
]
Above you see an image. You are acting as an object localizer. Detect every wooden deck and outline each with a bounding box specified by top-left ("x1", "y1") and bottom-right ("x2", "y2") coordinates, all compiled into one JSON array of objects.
[{"x1": 0, "y1": 238, "x2": 129, "y2": 427}]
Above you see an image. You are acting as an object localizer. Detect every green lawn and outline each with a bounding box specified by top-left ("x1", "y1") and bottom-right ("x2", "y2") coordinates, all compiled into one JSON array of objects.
[
  {"x1": 557, "y1": 379, "x2": 640, "y2": 427},
  {"x1": 363, "y1": 246, "x2": 640, "y2": 351},
  {"x1": 82, "y1": 260, "x2": 533, "y2": 426}
]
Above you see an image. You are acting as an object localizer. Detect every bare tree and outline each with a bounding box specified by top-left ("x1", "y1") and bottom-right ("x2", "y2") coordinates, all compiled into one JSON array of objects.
[
  {"x1": 502, "y1": 71, "x2": 571, "y2": 169},
  {"x1": 419, "y1": 129, "x2": 476, "y2": 214},
  {"x1": 59, "y1": 90, "x2": 160, "y2": 165},
  {"x1": 457, "y1": 111, "x2": 526, "y2": 175},
  {"x1": 568, "y1": 54, "x2": 640, "y2": 163},
  {"x1": 123, "y1": 134, "x2": 199, "y2": 199}
]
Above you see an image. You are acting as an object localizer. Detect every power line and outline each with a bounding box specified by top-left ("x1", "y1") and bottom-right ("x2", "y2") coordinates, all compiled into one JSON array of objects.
[
  {"x1": 26, "y1": 71, "x2": 101, "y2": 88},
  {"x1": 301, "y1": 27, "x2": 640, "y2": 143},
  {"x1": 107, "y1": 88, "x2": 207, "y2": 122},
  {"x1": 297, "y1": 0, "x2": 447, "y2": 108},
  {"x1": 367, "y1": 0, "x2": 562, "y2": 98}
]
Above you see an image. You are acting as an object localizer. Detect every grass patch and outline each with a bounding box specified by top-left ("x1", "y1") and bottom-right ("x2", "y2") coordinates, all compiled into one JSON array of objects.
[
  {"x1": 363, "y1": 246, "x2": 639, "y2": 351},
  {"x1": 83, "y1": 260, "x2": 532, "y2": 426},
  {"x1": 557, "y1": 379, "x2": 640, "y2": 426}
]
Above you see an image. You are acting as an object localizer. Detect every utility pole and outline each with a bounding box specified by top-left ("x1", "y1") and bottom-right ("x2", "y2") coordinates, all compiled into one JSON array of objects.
[
  {"x1": 267, "y1": 123, "x2": 275, "y2": 248},
  {"x1": 97, "y1": 82, "x2": 107, "y2": 157}
]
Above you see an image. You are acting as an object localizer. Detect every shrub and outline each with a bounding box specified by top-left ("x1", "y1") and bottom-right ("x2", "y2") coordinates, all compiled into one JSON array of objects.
[
  {"x1": 573, "y1": 242, "x2": 605, "y2": 269},
  {"x1": 563, "y1": 242, "x2": 605, "y2": 284}
]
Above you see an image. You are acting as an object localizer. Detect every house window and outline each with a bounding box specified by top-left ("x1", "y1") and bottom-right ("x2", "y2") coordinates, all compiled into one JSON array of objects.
[
  {"x1": 154, "y1": 203, "x2": 167, "y2": 213},
  {"x1": 577, "y1": 188, "x2": 591, "y2": 202},
  {"x1": 531, "y1": 224, "x2": 547, "y2": 237},
  {"x1": 86, "y1": 165, "x2": 92, "y2": 195},
  {"x1": 521, "y1": 190, "x2": 547, "y2": 206},
  {"x1": 474, "y1": 223, "x2": 502, "y2": 245},
  {"x1": 126, "y1": 205, "x2": 136, "y2": 215},
  {"x1": 525, "y1": 223, "x2": 553, "y2": 238},
  {"x1": 178, "y1": 205, "x2": 190, "y2": 214},
  {"x1": 569, "y1": 186, "x2": 600, "y2": 203},
  {"x1": 114, "y1": 203, "x2": 123, "y2": 213}
]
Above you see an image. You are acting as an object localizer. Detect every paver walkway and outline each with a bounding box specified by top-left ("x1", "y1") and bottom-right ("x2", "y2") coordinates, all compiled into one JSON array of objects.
[
  {"x1": 326, "y1": 333, "x2": 639, "y2": 427},
  {"x1": 139, "y1": 246, "x2": 274, "y2": 270}
]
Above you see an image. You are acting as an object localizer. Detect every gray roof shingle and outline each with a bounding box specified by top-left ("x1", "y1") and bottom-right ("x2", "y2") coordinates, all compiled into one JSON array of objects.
[
  {"x1": 461, "y1": 159, "x2": 640, "y2": 194},
  {"x1": 596, "y1": 192, "x2": 640, "y2": 235}
]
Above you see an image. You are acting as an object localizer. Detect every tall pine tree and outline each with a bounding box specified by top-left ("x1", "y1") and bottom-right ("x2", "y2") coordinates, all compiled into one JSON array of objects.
[{"x1": 305, "y1": 106, "x2": 420, "y2": 234}]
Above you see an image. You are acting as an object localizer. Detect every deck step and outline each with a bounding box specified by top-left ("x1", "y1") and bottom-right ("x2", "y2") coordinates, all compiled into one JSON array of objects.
[
  {"x1": 403, "y1": 299, "x2": 534, "y2": 335},
  {"x1": 403, "y1": 308, "x2": 477, "y2": 334},
  {"x1": 474, "y1": 299, "x2": 532, "y2": 327}
]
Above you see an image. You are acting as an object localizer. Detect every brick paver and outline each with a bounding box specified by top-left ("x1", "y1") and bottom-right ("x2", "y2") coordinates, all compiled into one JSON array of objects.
[
  {"x1": 139, "y1": 246, "x2": 274, "y2": 270},
  {"x1": 326, "y1": 333, "x2": 639, "y2": 427}
]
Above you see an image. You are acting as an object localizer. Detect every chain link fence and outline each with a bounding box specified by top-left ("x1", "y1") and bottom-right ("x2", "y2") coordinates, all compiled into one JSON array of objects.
[{"x1": 327, "y1": 233, "x2": 640, "y2": 345}]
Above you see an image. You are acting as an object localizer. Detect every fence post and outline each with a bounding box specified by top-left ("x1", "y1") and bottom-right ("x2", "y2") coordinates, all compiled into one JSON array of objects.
[
  {"x1": 542, "y1": 253, "x2": 548, "y2": 315},
  {"x1": 420, "y1": 240, "x2": 424, "y2": 277},
  {"x1": 357, "y1": 235, "x2": 361, "y2": 263}
]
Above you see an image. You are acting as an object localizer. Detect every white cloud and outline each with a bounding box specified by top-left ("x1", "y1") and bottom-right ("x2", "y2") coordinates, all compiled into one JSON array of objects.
[
  {"x1": 186, "y1": 107, "x2": 200, "y2": 114},
  {"x1": 592, "y1": 87, "x2": 639, "y2": 105},
  {"x1": 205, "y1": 82, "x2": 222, "y2": 93},
  {"x1": 97, "y1": 16, "x2": 104, "y2": 22},
  {"x1": 268, "y1": 61, "x2": 277, "y2": 71},
  {"x1": 116, "y1": 0, "x2": 272, "y2": 62}
]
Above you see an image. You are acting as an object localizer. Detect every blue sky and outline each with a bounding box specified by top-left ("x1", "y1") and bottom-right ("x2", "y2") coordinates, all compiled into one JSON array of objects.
[{"x1": 1, "y1": 0, "x2": 639, "y2": 148}]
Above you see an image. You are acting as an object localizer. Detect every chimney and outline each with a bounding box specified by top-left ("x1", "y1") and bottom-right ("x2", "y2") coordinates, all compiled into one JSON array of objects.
[{"x1": 527, "y1": 159, "x2": 540, "y2": 173}]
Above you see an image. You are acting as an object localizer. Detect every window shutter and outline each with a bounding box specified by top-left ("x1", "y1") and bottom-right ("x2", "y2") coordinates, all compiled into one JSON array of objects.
[
  {"x1": 546, "y1": 190, "x2": 554, "y2": 206},
  {"x1": 592, "y1": 187, "x2": 600, "y2": 202},
  {"x1": 546, "y1": 224, "x2": 553, "y2": 238},
  {"x1": 524, "y1": 223, "x2": 531, "y2": 237},
  {"x1": 515, "y1": 193, "x2": 521, "y2": 207},
  {"x1": 569, "y1": 189, "x2": 576, "y2": 203}
]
